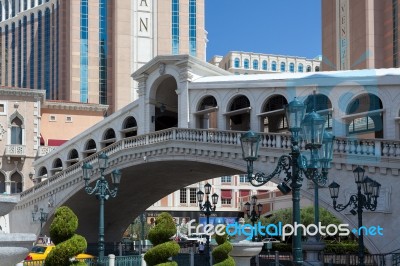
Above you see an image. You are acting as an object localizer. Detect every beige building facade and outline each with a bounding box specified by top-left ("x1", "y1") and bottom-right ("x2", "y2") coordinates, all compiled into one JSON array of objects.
[
  {"x1": 322, "y1": 0, "x2": 400, "y2": 70},
  {"x1": 209, "y1": 51, "x2": 321, "y2": 75},
  {"x1": 0, "y1": 0, "x2": 206, "y2": 113}
]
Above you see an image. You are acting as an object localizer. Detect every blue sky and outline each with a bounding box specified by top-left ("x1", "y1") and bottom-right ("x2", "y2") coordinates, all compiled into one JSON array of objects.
[{"x1": 205, "y1": 1, "x2": 321, "y2": 61}]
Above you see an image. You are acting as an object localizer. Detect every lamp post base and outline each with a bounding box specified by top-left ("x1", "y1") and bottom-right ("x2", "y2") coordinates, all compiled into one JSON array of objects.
[{"x1": 302, "y1": 236, "x2": 326, "y2": 266}]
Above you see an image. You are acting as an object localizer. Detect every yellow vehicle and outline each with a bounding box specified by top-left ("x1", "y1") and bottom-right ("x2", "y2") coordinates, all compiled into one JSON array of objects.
[{"x1": 24, "y1": 244, "x2": 94, "y2": 262}]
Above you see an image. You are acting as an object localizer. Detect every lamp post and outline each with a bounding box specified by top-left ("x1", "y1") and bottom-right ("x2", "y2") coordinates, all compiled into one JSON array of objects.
[
  {"x1": 32, "y1": 208, "x2": 48, "y2": 229},
  {"x1": 82, "y1": 152, "x2": 122, "y2": 264},
  {"x1": 197, "y1": 183, "x2": 219, "y2": 266},
  {"x1": 328, "y1": 166, "x2": 381, "y2": 266},
  {"x1": 244, "y1": 195, "x2": 263, "y2": 241},
  {"x1": 240, "y1": 98, "x2": 335, "y2": 266}
]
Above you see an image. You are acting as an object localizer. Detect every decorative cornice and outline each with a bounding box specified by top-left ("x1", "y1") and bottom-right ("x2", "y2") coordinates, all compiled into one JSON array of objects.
[
  {"x1": 0, "y1": 87, "x2": 45, "y2": 101},
  {"x1": 43, "y1": 101, "x2": 109, "y2": 113}
]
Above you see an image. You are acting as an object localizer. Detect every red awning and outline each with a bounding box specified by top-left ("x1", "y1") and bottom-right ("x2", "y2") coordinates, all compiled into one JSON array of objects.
[
  {"x1": 48, "y1": 139, "x2": 68, "y2": 146},
  {"x1": 221, "y1": 190, "x2": 232, "y2": 199},
  {"x1": 239, "y1": 190, "x2": 250, "y2": 197},
  {"x1": 40, "y1": 134, "x2": 45, "y2": 146}
]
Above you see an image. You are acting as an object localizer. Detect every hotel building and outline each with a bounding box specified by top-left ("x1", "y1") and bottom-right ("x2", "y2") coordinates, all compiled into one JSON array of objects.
[
  {"x1": 322, "y1": 0, "x2": 400, "y2": 70},
  {"x1": 0, "y1": 0, "x2": 206, "y2": 113}
]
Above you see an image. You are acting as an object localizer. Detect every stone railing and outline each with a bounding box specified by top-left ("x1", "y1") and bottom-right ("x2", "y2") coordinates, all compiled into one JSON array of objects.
[
  {"x1": 37, "y1": 146, "x2": 56, "y2": 157},
  {"x1": 5, "y1": 145, "x2": 26, "y2": 157},
  {"x1": 20, "y1": 128, "x2": 400, "y2": 201}
]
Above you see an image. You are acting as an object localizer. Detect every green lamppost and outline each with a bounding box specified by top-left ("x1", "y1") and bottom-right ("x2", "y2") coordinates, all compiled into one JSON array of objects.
[
  {"x1": 328, "y1": 166, "x2": 381, "y2": 266},
  {"x1": 82, "y1": 153, "x2": 122, "y2": 264},
  {"x1": 244, "y1": 195, "x2": 263, "y2": 241},
  {"x1": 240, "y1": 98, "x2": 335, "y2": 266},
  {"x1": 197, "y1": 183, "x2": 219, "y2": 266}
]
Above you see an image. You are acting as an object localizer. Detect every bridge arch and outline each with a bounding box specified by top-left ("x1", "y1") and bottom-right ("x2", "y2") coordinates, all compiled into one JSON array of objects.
[
  {"x1": 83, "y1": 139, "x2": 97, "y2": 158},
  {"x1": 51, "y1": 158, "x2": 63, "y2": 175},
  {"x1": 121, "y1": 116, "x2": 138, "y2": 138},
  {"x1": 101, "y1": 128, "x2": 117, "y2": 148},
  {"x1": 259, "y1": 94, "x2": 288, "y2": 133},
  {"x1": 226, "y1": 94, "x2": 251, "y2": 131},
  {"x1": 195, "y1": 95, "x2": 218, "y2": 129}
]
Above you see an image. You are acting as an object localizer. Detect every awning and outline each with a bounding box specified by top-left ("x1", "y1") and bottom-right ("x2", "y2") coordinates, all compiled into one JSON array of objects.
[
  {"x1": 221, "y1": 190, "x2": 232, "y2": 199},
  {"x1": 239, "y1": 190, "x2": 250, "y2": 197},
  {"x1": 48, "y1": 139, "x2": 68, "y2": 146}
]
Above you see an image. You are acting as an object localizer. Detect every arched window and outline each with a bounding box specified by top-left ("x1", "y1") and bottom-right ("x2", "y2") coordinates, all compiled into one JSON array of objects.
[
  {"x1": 306, "y1": 65, "x2": 311, "y2": 72},
  {"x1": 10, "y1": 172, "x2": 22, "y2": 193},
  {"x1": 102, "y1": 128, "x2": 116, "y2": 147},
  {"x1": 83, "y1": 139, "x2": 97, "y2": 158},
  {"x1": 244, "y1": 59, "x2": 249, "y2": 69},
  {"x1": 253, "y1": 59, "x2": 259, "y2": 70},
  {"x1": 261, "y1": 95, "x2": 288, "y2": 133},
  {"x1": 196, "y1": 96, "x2": 218, "y2": 129},
  {"x1": 122, "y1": 116, "x2": 138, "y2": 138},
  {"x1": 11, "y1": 116, "x2": 23, "y2": 144},
  {"x1": 0, "y1": 172, "x2": 5, "y2": 193},
  {"x1": 227, "y1": 95, "x2": 251, "y2": 131},
  {"x1": 347, "y1": 94, "x2": 383, "y2": 138},
  {"x1": 289, "y1": 63, "x2": 294, "y2": 73},
  {"x1": 271, "y1": 61, "x2": 277, "y2": 71},
  {"x1": 280, "y1": 62, "x2": 286, "y2": 72},
  {"x1": 262, "y1": 60, "x2": 267, "y2": 70},
  {"x1": 298, "y1": 63, "x2": 304, "y2": 72},
  {"x1": 66, "y1": 149, "x2": 79, "y2": 167},
  {"x1": 315, "y1": 66, "x2": 320, "y2": 72},
  {"x1": 305, "y1": 94, "x2": 333, "y2": 130},
  {"x1": 51, "y1": 158, "x2": 63, "y2": 175},
  {"x1": 36, "y1": 167, "x2": 48, "y2": 183},
  {"x1": 234, "y1": 58, "x2": 240, "y2": 68}
]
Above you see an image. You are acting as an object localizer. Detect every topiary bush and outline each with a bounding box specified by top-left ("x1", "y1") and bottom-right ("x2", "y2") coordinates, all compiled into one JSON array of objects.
[
  {"x1": 212, "y1": 226, "x2": 235, "y2": 266},
  {"x1": 144, "y1": 212, "x2": 180, "y2": 266},
  {"x1": 44, "y1": 206, "x2": 88, "y2": 266}
]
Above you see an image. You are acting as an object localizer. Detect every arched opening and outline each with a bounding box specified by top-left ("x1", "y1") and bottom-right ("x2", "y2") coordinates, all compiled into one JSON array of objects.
[
  {"x1": 304, "y1": 94, "x2": 333, "y2": 130},
  {"x1": 260, "y1": 95, "x2": 288, "y2": 133},
  {"x1": 51, "y1": 158, "x2": 63, "y2": 175},
  {"x1": 101, "y1": 128, "x2": 116, "y2": 148},
  {"x1": 154, "y1": 76, "x2": 178, "y2": 131},
  {"x1": 225, "y1": 95, "x2": 251, "y2": 131},
  {"x1": 11, "y1": 116, "x2": 23, "y2": 144},
  {"x1": 346, "y1": 94, "x2": 383, "y2": 139},
  {"x1": 83, "y1": 139, "x2": 97, "y2": 158},
  {"x1": 36, "y1": 167, "x2": 48, "y2": 184},
  {"x1": 10, "y1": 172, "x2": 22, "y2": 194},
  {"x1": 122, "y1": 116, "x2": 137, "y2": 138},
  {"x1": 66, "y1": 149, "x2": 79, "y2": 167},
  {"x1": 195, "y1": 96, "x2": 218, "y2": 129},
  {"x1": 0, "y1": 172, "x2": 5, "y2": 193}
]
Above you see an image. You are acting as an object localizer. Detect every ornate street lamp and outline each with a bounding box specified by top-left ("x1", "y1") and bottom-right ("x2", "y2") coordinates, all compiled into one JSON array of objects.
[
  {"x1": 197, "y1": 183, "x2": 218, "y2": 266},
  {"x1": 240, "y1": 97, "x2": 335, "y2": 266},
  {"x1": 82, "y1": 152, "x2": 122, "y2": 264},
  {"x1": 32, "y1": 208, "x2": 48, "y2": 230},
  {"x1": 328, "y1": 166, "x2": 381, "y2": 266},
  {"x1": 244, "y1": 195, "x2": 263, "y2": 241}
]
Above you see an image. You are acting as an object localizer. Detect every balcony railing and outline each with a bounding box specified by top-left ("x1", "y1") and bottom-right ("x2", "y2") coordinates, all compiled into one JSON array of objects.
[
  {"x1": 38, "y1": 146, "x2": 56, "y2": 157},
  {"x1": 5, "y1": 145, "x2": 26, "y2": 161}
]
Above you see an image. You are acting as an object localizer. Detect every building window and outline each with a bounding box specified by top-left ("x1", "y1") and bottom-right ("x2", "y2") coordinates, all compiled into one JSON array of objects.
[
  {"x1": 315, "y1": 66, "x2": 320, "y2": 72},
  {"x1": 271, "y1": 61, "x2": 277, "y2": 71},
  {"x1": 45, "y1": 8, "x2": 51, "y2": 98},
  {"x1": 49, "y1": 115, "x2": 56, "y2": 121},
  {"x1": 221, "y1": 189, "x2": 232, "y2": 205},
  {"x1": 239, "y1": 174, "x2": 248, "y2": 183},
  {"x1": 190, "y1": 188, "x2": 197, "y2": 203},
  {"x1": 280, "y1": 62, "x2": 286, "y2": 72},
  {"x1": 0, "y1": 172, "x2": 5, "y2": 193},
  {"x1": 189, "y1": 0, "x2": 197, "y2": 56},
  {"x1": 289, "y1": 62, "x2": 294, "y2": 73},
  {"x1": 221, "y1": 176, "x2": 231, "y2": 183},
  {"x1": 80, "y1": 0, "x2": 89, "y2": 103},
  {"x1": 262, "y1": 60, "x2": 267, "y2": 70},
  {"x1": 253, "y1": 59, "x2": 258, "y2": 70},
  {"x1": 221, "y1": 198, "x2": 231, "y2": 205},
  {"x1": 65, "y1": 116, "x2": 72, "y2": 123},
  {"x1": 11, "y1": 22, "x2": 15, "y2": 86},
  {"x1": 172, "y1": 0, "x2": 179, "y2": 54},
  {"x1": 11, "y1": 117, "x2": 23, "y2": 144},
  {"x1": 30, "y1": 13, "x2": 35, "y2": 89},
  {"x1": 393, "y1": 0, "x2": 398, "y2": 67},
  {"x1": 298, "y1": 63, "x2": 304, "y2": 72},
  {"x1": 180, "y1": 189, "x2": 187, "y2": 204},
  {"x1": 99, "y1": 0, "x2": 108, "y2": 104},
  {"x1": 5, "y1": 25, "x2": 8, "y2": 86},
  {"x1": 37, "y1": 11, "x2": 42, "y2": 90},
  {"x1": 306, "y1": 65, "x2": 311, "y2": 72},
  {"x1": 18, "y1": 20, "x2": 22, "y2": 87},
  {"x1": 10, "y1": 172, "x2": 22, "y2": 194},
  {"x1": 234, "y1": 58, "x2": 240, "y2": 68},
  {"x1": 244, "y1": 59, "x2": 249, "y2": 69}
]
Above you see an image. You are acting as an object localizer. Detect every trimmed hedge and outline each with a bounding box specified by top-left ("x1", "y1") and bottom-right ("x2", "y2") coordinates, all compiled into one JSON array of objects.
[
  {"x1": 212, "y1": 226, "x2": 235, "y2": 266},
  {"x1": 44, "y1": 206, "x2": 88, "y2": 266},
  {"x1": 144, "y1": 212, "x2": 180, "y2": 266}
]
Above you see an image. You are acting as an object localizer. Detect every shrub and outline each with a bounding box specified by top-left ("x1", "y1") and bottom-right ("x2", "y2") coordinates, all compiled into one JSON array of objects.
[
  {"x1": 212, "y1": 225, "x2": 235, "y2": 266},
  {"x1": 44, "y1": 206, "x2": 88, "y2": 266},
  {"x1": 144, "y1": 212, "x2": 180, "y2": 266}
]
